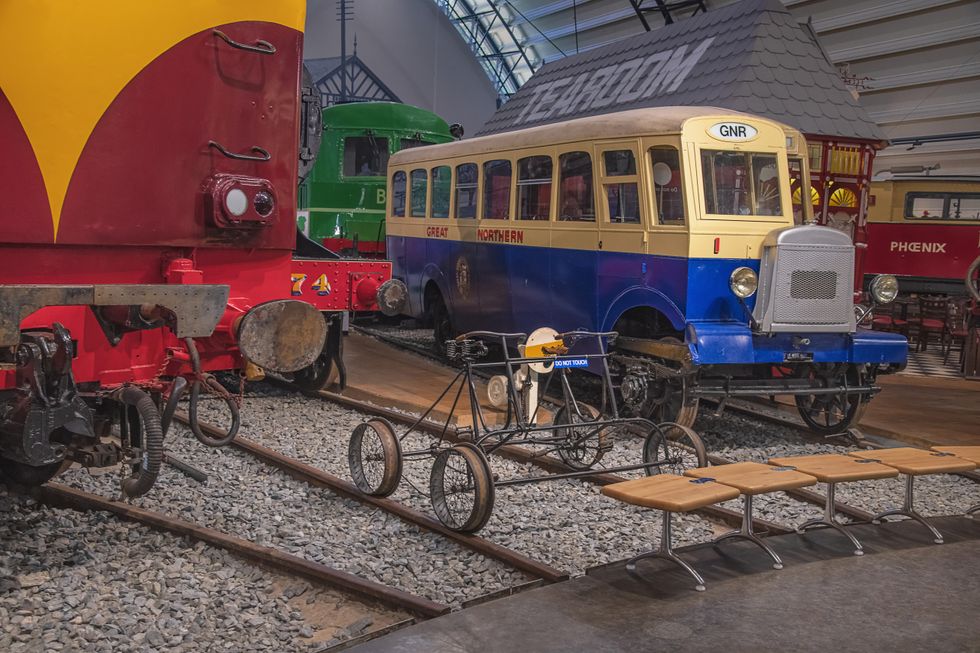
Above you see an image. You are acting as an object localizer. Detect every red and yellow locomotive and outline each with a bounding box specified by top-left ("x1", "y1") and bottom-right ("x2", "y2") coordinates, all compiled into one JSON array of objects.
[{"x1": 0, "y1": 1, "x2": 395, "y2": 493}]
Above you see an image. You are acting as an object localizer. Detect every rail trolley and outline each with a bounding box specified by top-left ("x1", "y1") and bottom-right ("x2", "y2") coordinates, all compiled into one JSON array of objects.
[
  {"x1": 863, "y1": 176, "x2": 980, "y2": 295},
  {"x1": 0, "y1": 1, "x2": 398, "y2": 495},
  {"x1": 298, "y1": 102, "x2": 456, "y2": 257},
  {"x1": 384, "y1": 107, "x2": 909, "y2": 435},
  {"x1": 347, "y1": 328, "x2": 707, "y2": 533}
]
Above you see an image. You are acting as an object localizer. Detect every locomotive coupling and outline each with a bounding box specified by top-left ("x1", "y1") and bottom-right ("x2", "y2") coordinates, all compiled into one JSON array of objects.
[{"x1": 375, "y1": 279, "x2": 409, "y2": 316}]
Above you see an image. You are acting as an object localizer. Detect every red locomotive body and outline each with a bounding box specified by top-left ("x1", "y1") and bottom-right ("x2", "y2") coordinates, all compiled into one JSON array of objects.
[{"x1": 0, "y1": 1, "x2": 395, "y2": 493}]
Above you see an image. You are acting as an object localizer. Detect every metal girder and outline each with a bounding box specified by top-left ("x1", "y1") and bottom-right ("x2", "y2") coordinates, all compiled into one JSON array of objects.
[
  {"x1": 628, "y1": 0, "x2": 706, "y2": 30},
  {"x1": 435, "y1": 0, "x2": 544, "y2": 102}
]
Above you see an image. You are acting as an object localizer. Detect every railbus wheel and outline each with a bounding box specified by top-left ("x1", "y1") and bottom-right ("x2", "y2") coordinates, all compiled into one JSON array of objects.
[
  {"x1": 644, "y1": 376, "x2": 699, "y2": 428},
  {"x1": 430, "y1": 294, "x2": 455, "y2": 354},
  {"x1": 553, "y1": 401, "x2": 607, "y2": 470},
  {"x1": 348, "y1": 418, "x2": 402, "y2": 496},
  {"x1": 429, "y1": 443, "x2": 494, "y2": 533},
  {"x1": 794, "y1": 366, "x2": 864, "y2": 435},
  {"x1": 642, "y1": 422, "x2": 707, "y2": 476}
]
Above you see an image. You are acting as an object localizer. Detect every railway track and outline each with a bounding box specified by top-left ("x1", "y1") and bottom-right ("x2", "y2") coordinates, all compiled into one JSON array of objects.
[{"x1": 38, "y1": 482, "x2": 448, "y2": 619}]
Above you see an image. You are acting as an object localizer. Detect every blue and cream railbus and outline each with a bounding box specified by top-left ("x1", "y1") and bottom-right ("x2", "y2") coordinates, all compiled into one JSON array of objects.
[{"x1": 384, "y1": 107, "x2": 907, "y2": 433}]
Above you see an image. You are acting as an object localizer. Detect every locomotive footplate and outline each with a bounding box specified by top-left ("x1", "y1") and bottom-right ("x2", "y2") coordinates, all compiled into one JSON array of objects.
[{"x1": 0, "y1": 284, "x2": 230, "y2": 347}]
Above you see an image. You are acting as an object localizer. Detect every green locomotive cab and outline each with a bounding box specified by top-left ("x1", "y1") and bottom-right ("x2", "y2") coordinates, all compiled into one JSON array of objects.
[{"x1": 298, "y1": 102, "x2": 454, "y2": 257}]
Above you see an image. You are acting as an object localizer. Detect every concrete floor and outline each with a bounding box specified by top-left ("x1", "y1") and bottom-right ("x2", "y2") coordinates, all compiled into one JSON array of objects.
[{"x1": 351, "y1": 518, "x2": 980, "y2": 653}]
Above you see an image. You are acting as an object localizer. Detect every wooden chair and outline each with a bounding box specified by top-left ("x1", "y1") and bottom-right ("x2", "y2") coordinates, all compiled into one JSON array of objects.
[
  {"x1": 913, "y1": 296, "x2": 948, "y2": 352},
  {"x1": 943, "y1": 298, "x2": 972, "y2": 367},
  {"x1": 871, "y1": 302, "x2": 909, "y2": 335}
]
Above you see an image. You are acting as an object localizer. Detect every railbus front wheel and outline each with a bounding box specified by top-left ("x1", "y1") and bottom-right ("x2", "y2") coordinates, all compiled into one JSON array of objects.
[
  {"x1": 553, "y1": 401, "x2": 607, "y2": 470},
  {"x1": 642, "y1": 422, "x2": 707, "y2": 476},
  {"x1": 429, "y1": 443, "x2": 494, "y2": 533},
  {"x1": 794, "y1": 366, "x2": 865, "y2": 435},
  {"x1": 430, "y1": 294, "x2": 455, "y2": 354},
  {"x1": 348, "y1": 418, "x2": 402, "y2": 496}
]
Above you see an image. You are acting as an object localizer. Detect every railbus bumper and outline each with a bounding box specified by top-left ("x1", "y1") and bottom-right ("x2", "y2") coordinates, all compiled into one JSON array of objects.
[{"x1": 687, "y1": 322, "x2": 908, "y2": 368}]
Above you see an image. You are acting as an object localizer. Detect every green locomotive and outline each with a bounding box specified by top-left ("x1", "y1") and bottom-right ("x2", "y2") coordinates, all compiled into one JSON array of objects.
[{"x1": 298, "y1": 102, "x2": 455, "y2": 256}]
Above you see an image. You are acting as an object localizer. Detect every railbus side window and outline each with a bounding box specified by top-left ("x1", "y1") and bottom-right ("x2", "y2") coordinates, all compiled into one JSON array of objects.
[
  {"x1": 904, "y1": 192, "x2": 980, "y2": 220},
  {"x1": 391, "y1": 171, "x2": 406, "y2": 217},
  {"x1": 344, "y1": 136, "x2": 390, "y2": 177},
  {"x1": 455, "y1": 163, "x2": 478, "y2": 219},
  {"x1": 517, "y1": 155, "x2": 553, "y2": 221},
  {"x1": 650, "y1": 146, "x2": 685, "y2": 225},
  {"x1": 701, "y1": 150, "x2": 782, "y2": 216},
  {"x1": 410, "y1": 169, "x2": 427, "y2": 217},
  {"x1": 558, "y1": 152, "x2": 595, "y2": 222},
  {"x1": 602, "y1": 150, "x2": 639, "y2": 224},
  {"x1": 430, "y1": 166, "x2": 451, "y2": 218},
  {"x1": 483, "y1": 159, "x2": 512, "y2": 220}
]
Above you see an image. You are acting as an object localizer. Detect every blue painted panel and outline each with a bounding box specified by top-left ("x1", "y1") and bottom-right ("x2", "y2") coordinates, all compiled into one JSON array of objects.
[
  {"x1": 549, "y1": 248, "x2": 598, "y2": 333},
  {"x1": 508, "y1": 245, "x2": 552, "y2": 332},
  {"x1": 685, "y1": 257, "x2": 758, "y2": 321}
]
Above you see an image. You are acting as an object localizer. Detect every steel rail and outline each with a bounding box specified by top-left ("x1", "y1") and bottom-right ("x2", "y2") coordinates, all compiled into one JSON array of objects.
[
  {"x1": 38, "y1": 483, "x2": 449, "y2": 618},
  {"x1": 175, "y1": 413, "x2": 568, "y2": 584},
  {"x1": 316, "y1": 388, "x2": 794, "y2": 537}
]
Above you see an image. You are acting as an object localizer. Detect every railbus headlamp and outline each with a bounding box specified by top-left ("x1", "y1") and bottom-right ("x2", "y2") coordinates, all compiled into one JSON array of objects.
[
  {"x1": 729, "y1": 267, "x2": 758, "y2": 299},
  {"x1": 869, "y1": 274, "x2": 899, "y2": 305}
]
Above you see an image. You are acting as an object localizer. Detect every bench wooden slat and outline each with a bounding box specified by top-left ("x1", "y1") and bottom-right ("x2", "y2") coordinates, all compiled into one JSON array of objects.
[
  {"x1": 767, "y1": 453, "x2": 899, "y2": 483},
  {"x1": 685, "y1": 461, "x2": 817, "y2": 494},
  {"x1": 849, "y1": 447, "x2": 977, "y2": 475},
  {"x1": 601, "y1": 473, "x2": 739, "y2": 512}
]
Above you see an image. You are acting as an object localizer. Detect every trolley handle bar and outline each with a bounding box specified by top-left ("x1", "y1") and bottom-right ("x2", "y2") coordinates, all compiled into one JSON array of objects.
[{"x1": 455, "y1": 331, "x2": 528, "y2": 343}]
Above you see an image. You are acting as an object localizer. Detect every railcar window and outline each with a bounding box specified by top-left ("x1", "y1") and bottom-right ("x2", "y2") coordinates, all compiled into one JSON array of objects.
[
  {"x1": 517, "y1": 155, "x2": 553, "y2": 221},
  {"x1": 905, "y1": 193, "x2": 980, "y2": 220},
  {"x1": 701, "y1": 150, "x2": 782, "y2": 216},
  {"x1": 410, "y1": 169, "x2": 427, "y2": 217},
  {"x1": 344, "y1": 136, "x2": 389, "y2": 177},
  {"x1": 650, "y1": 147, "x2": 685, "y2": 225},
  {"x1": 430, "y1": 166, "x2": 451, "y2": 218},
  {"x1": 391, "y1": 171, "x2": 406, "y2": 217},
  {"x1": 603, "y1": 150, "x2": 636, "y2": 176},
  {"x1": 455, "y1": 163, "x2": 478, "y2": 219},
  {"x1": 558, "y1": 152, "x2": 595, "y2": 222},
  {"x1": 483, "y1": 160, "x2": 512, "y2": 220}
]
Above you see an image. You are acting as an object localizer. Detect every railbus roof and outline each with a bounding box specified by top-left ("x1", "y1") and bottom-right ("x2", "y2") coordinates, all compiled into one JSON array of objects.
[{"x1": 389, "y1": 106, "x2": 795, "y2": 165}]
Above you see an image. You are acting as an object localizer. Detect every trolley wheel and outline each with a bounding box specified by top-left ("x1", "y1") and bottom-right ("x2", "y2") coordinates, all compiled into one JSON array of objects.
[
  {"x1": 429, "y1": 443, "x2": 494, "y2": 533},
  {"x1": 643, "y1": 422, "x2": 707, "y2": 476},
  {"x1": 553, "y1": 401, "x2": 607, "y2": 470},
  {"x1": 348, "y1": 418, "x2": 402, "y2": 496},
  {"x1": 794, "y1": 366, "x2": 864, "y2": 435}
]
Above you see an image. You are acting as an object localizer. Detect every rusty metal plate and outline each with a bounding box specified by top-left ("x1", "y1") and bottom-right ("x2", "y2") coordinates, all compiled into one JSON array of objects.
[
  {"x1": 0, "y1": 284, "x2": 229, "y2": 347},
  {"x1": 237, "y1": 300, "x2": 327, "y2": 373}
]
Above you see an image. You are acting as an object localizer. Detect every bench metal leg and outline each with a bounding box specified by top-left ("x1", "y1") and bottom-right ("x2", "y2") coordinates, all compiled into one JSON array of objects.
[
  {"x1": 626, "y1": 510, "x2": 706, "y2": 591},
  {"x1": 964, "y1": 503, "x2": 978, "y2": 519},
  {"x1": 871, "y1": 475, "x2": 943, "y2": 544},
  {"x1": 796, "y1": 482, "x2": 864, "y2": 556},
  {"x1": 713, "y1": 494, "x2": 784, "y2": 570}
]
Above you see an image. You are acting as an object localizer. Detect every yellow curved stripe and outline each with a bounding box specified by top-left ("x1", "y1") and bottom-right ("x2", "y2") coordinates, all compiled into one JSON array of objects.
[{"x1": 0, "y1": 0, "x2": 305, "y2": 240}]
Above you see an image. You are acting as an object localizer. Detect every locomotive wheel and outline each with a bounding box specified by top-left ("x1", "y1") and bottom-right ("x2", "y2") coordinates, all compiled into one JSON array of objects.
[
  {"x1": 292, "y1": 351, "x2": 338, "y2": 393},
  {"x1": 553, "y1": 401, "x2": 607, "y2": 470},
  {"x1": 429, "y1": 443, "x2": 494, "y2": 533},
  {"x1": 0, "y1": 458, "x2": 69, "y2": 487},
  {"x1": 348, "y1": 418, "x2": 402, "y2": 496},
  {"x1": 642, "y1": 422, "x2": 707, "y2": 476},
  {"x1": 430, "y1": 294, "x2": 455, "y2": 354},
  {"x1": 794, "y1": 367, "x2": 864, "y2": 435}
]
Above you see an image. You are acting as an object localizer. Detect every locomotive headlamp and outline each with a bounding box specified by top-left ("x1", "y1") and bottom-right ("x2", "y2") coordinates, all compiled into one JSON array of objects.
[
  {"x1": 730, "y1": 267, "x2": 758, "y2": 299},
  {"x1": 225, "y1": 188, "x2": 248, "y2": 217},
  {"x1": 870, "y1": 274, "x2": 899, "y2": 305}
]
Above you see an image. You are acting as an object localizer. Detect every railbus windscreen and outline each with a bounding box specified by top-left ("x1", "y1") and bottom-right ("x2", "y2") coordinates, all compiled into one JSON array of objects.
[{"x1": 701, "y1": 150, "x2": 782, "y2": 216}]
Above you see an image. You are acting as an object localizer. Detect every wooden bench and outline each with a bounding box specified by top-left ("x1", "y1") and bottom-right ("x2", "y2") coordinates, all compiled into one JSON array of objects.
[
  {"x1": 601, "y1": 474, "x2": 740, "y2": 591},
  {"x1": 850, "y1": 447, "x2": 978, "y2": 543},
  {"x1": 686, "y1": 462, "x2": 817, "y2": 570},
  {"x1": 768, "y1": 453, "x2": 898, "y2": 555},
  {"x1": 930, "y1": 445, "x2": 980, "y2": 517}
]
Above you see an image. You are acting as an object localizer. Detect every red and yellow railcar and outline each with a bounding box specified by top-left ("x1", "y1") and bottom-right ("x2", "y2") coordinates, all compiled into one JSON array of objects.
[{"x1": 0, "y1": 1, "x2": 395, "y2": 493}]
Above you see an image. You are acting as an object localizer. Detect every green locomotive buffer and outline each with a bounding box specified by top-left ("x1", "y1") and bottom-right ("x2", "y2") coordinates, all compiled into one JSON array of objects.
[{"x1": 298, "y1": 102, "x2": 454, "y2": 256}]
